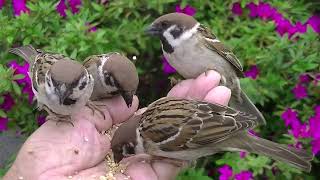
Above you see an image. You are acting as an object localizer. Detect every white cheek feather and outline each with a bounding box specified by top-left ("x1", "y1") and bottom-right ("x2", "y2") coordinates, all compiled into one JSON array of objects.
[
  {"x1": 98, "y1": 55, "x2": 109, "y2": 78},
  {"x1": 163, "y1": 23, "x2": 200, "y2": 47},
  {"x1": 204, "y1": 38, "x2": 220, "y2": 43}
]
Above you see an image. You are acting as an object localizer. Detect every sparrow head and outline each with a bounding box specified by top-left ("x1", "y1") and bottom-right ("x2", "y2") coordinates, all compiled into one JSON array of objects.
[
  {"x1": 145, "y1": 13, "x2": 199, "y2": 49},
  {"x1": 103, "y1": 53, "x2": 139, "y2": 107},
  {"x1": 47, "y1": 60, "x2": 92, "y2": 106},
  {"x1": 111, "y1": 115, "x2": 141, "y2": 163}
]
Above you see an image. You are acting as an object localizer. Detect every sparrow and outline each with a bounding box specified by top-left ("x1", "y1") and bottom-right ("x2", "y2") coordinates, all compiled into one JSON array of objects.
[
  {"x1": 9, "y1": 45, "x2": 104, "y2": 122},
  {"x1": 111, "y1": 97, "x2": 313, "y2": 172},
  {"x1": 145, "y1": 13, "x2": 266, "y2": 125},
  {"x1": 83, "y1": 52, "x2": 139, "y2": 107}
]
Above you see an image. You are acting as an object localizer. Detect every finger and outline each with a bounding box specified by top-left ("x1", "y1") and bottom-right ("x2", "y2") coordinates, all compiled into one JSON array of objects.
[
  {"x1": 186, "y1": 70, "x2": 221, "y2": 100},
  {"x1": 124, "y1": 162, "x2": 158, "y2": 180},
  {"x1": 167, "y1": 79, "x2": 193, "y2": 98},
  {"x1": 152, "y1": 162, "x2": 180, "y2": 180},
  {"x1": 102, "y1": 96, "x2": 139, "y2": 125},
  {"x1": 204, "y1": 86, "x2": 231, "y2": 106}
]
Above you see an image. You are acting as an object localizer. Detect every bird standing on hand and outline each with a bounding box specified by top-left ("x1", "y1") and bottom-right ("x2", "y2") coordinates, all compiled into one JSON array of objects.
[
  {"x1": 145, "y1": 13, "x2": 265, "y2": 125},
  {"x1": 83, "y1": 52, "x2": 139, "y2": 107},
  {"x1": 9, "y1": 45, "x2": 104, "y2": 122},
  {"x1": 111, "y1": 97, "x2": 313, "y2": 172}
]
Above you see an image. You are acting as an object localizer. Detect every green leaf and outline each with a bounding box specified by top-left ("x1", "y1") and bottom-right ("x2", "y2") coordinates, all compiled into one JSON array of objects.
[
  {"x1": 0, "y1": 109, "x2": 7, "y2": 118},
  {"x1": 13, "y1": 74, "x2": 25, "y2": 80},
  {"x1": 12, "y1": 82, "x2": 22, "y2": 95}
]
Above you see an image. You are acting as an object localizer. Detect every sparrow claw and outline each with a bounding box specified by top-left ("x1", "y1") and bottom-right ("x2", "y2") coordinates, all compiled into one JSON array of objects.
[
  {"x1": 170, "y1": 77, "x2": 182, "y2": 87},
  {"x1": 86, "y1": 101, "x2": 106, "y2": 120}
]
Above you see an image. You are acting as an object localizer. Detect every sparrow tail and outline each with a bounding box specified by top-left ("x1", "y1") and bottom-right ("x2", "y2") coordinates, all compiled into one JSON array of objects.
[
  {"x1": 220, "y1": 133, "x2": 313, "y2": 172},
  {"x1": 229, "y1": 90, "x2": 266, "y2": 125},
  {"x1": 9, "y1": 45, "x2": 38, "y2": 64}
]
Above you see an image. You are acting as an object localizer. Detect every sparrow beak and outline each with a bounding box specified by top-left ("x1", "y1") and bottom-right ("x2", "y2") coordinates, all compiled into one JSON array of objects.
[
  {"x1": 60, "y1": 89, "x2": 75, "y2": 105},
  {"x1": 144, "y1": 24, "x2": 161, "y2": 36},
  {"x1": 120, "y1": 91, "x2": 134, "y2": 108}
]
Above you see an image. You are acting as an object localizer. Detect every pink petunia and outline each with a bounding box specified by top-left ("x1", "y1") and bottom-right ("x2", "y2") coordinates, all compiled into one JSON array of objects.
[
  {"x1": 68, "y1": 0, "x2": 81, "y2": 14},
  {"x1": 162, "y1": 57, "x2": 176, "y2": 74},
  {"x1": 246, "y1": 2, "x2": 258, "y2": 18},
  {"x1": 0, "y1": 117, "x2": 9, "y2": 132},
  {"x1": 281, "y1": 108, "x2": 299, "y2": 127},
  {"x1": 244, "y1": 65, "x2": 259, "y2": 79},
  {"x1": 175, "y1": 4, "x2": 196, "y2": 16},
  {"x1": 239, "y1": 151, "x2": 247, "y2": 158},
  {"x1": 0, "y1": 0, "x2": 5, "y2": 9},
  {"x1": 12, "y1": 0, "x2": 30, "y2": 16},
  {"x1": 292, "y1": 84, "x2": 308, "y2": 99},
  {"x1": 307, "y1": 15, "x2": 320, "y2": 33},
  {"x1": 0, "y1": 94, "x2": 15, "y2": 111},
  {"x1": 56, "y1": 0, "x2": 67, "y2": 17},
  {"x1": 257, "y1": 2, "x2": 275, "y2": 20},
  {"x1": 275, "y1": 18, "x2": 292, "y2": 37},
  {"x1": 218, "y1": 165, "x2": 233, "y2": 180},
  {"x1": 309, "y1": 115, "x2": 320, "y2": 139},
  {"x1": 234, "y1": 170, "x2": 253, "y2": 180},
  {"x1": 37, "y1": 115, "x2": 46, "y2": 126},
  {"x1": 232, "y1": 2, "x2": 243, "y2": 16},
  {"x1": 299, "y1": 74, "x2": 310, "y2": 84}
]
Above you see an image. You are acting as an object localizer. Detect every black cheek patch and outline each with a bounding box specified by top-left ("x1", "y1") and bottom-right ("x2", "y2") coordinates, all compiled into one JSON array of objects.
[
  {"x1": 63, "y1": 98, "x2": 77, "y2": 105},
  {"x1": 79, "y1": 81, "x2": 87, "y2": 90},
  {"x1": 160, "y1": 36, "x2": 174, "y2": 54}
]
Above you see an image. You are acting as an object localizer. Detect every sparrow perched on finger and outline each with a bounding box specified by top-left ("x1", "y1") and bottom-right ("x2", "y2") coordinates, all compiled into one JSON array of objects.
[
  {"x1": 145, "y1": 13, "x2": 266, "y2": 125},
  {"x1": 9, "y1": 45, "x2": 104, "y2": 122},
  {"x1": 111, "y1": 97, "x2": 313, "y2": 172},
  {"x1": 83, "y1": 52, "x2": 139, "y2": 107}
]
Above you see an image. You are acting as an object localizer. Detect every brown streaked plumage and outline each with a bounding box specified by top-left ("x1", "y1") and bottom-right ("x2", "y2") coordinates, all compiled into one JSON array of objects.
[
  {"x1": 145, "y1": 13, "x2": 266, "y2": 125},
  {"x1": 9, "y1": 45, "x2": 104, "y2": 122},
  {"x1": 83, "y1": 52, "x2": 139, "y2": 107},
  {"x1": 111, "y1": 97, "x2": 313, "y2": 172}
]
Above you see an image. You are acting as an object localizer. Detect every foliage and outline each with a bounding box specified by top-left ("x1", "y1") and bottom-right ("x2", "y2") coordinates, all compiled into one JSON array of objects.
[{"x1": 0, "y1": 0, "x2": 319, "y2": 179}]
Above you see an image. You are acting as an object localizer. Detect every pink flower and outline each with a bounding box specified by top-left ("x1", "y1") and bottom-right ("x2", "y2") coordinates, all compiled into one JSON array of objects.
[
  {"x1": 309, "y1": 115, "x2": 320, "y2": 139},
  {"x1": 307, "y1": 15, "x2": 320, "y2": 33},
  {"x1": 0, "y1": 117, "x2": 9, "y2": 132},
  {"x1": 239, "y1": 151, "x2": 247, "y2": 158},
  {"x1": 292, "y1": 84, "x2": 308, "y2": 99},
  {"x1": 275, "y1": 18, "x2": 292, "y2": 36},
  {"x1": 8, "y1": 60, "x2": 34, "y2": 104},
  {"x1": 232, "y1": 2, "x2": 242, "y2": 16},
  {"x1": 218, "y1": 165, "x2": 233, "y2": 180},
  {"x1": 0, "y1": 94, "x2": 15, "y2": 111},
  {"x1": 175, "y1": 4, "x2": 196, "y2": 16},
  {"x1": 244, "y1": 65, "x2": 259, "y2": 79},
  {"x1": 257, "y1": 2, "x2": 275, "y2": 20},
  {"x1": 295, "y1": 22, "x2": 307, "y2": 33},
  {"x1": 68, "y1": 0, "x2": 81, "y2": 14},
  {"x1": 315, "y1": 105, "x2": 320, "y2": 116},
  {"x1": 299, "y1": 74, "x2": 310, "y2": 84},
  {"x1": 281, "y1": 108, "x2": 299, "y2": 127},
  {"x1": 235, "y1": 170, "x2": 253, "y2": 180},
  {"x1": 0, "y1": 0, "x2": 5, "y2": 9},
  {"x1": 246, "y1": 2, "x2": 258, "y2": 18},
  {"x1": 56, "y1": 0, "x2": 67, "y2": 17},
  {"x1": 311, "y1": 138, "x2": 320, "y2": 154},
  {"x1": 162, "y1": 57, "x2": 176, "y2": 74},
  {"x1": 85, "y1": 22, "x2": 97, "y2": 32},
  {"x1": 12, "y1": 0, "x2": 30, "y2": 16}
]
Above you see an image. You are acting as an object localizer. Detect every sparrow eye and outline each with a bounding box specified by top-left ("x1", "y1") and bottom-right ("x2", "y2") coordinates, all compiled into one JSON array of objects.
[{"x1": 161, "y1": 21, "x2": 170, "y2": 28}]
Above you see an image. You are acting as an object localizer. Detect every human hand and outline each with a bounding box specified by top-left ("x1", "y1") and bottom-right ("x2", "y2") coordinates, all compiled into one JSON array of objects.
[
  {"x1": 4, "y1": 96, "x2": 139, "y2": 180},
  {"x1": 115, "y1": 70, "x2": 231, "y2": 180},
  {"x1": 4, "y1": 70, "x2": 231, "y2": 180}
]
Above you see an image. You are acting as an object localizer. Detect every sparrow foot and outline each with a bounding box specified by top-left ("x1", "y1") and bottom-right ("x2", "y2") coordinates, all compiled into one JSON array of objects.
[
  {"x1": 169, "y1": 77, "x2": 182, "y2": 87},
  {"x1": 86, "y1": 101, "x2": 106, "y2": 120}
]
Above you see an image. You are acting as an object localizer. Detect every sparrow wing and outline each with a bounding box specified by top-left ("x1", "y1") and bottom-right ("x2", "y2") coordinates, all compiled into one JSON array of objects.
[
  {"x1": 197, "y1": 25, "x2": 244, "y2": 77},
  {"x1": 139, "y1": 97, "x2": 257, "y2": 151}
]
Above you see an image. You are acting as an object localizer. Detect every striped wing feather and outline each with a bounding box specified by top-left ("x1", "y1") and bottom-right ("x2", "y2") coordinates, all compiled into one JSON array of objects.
[{"x1": 139, "y1": 97, "x2": 257, "y2": 152}]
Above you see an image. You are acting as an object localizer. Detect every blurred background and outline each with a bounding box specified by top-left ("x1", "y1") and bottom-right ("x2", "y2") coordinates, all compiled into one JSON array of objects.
[{"x1": 0, "y1": 0, "x2": 319, "y2": 179}]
